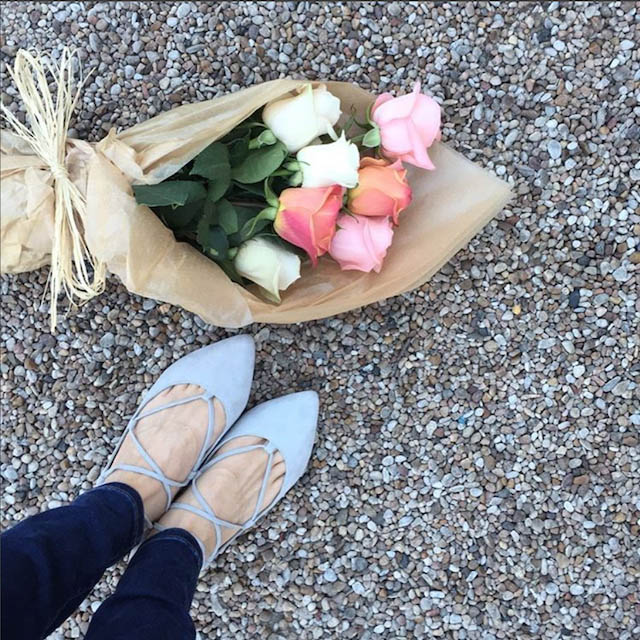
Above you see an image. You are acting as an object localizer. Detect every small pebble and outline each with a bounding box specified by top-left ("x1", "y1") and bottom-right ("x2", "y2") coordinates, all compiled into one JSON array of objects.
[
  {"x1": 176, "y1": 3, "x2": 191, "y2": 19},
  {"x1": 612, "y1": 266, "x2": 629, "y2": 282},
  {"x1": 0, "y1": 4, "x2": 637, "y2": 639},
  {"x1": 547, "y1": 140, "x2": 562, "y2": 159},
  {"x1": 323, "y1": 568, "x2": 337, "y2": 583}
]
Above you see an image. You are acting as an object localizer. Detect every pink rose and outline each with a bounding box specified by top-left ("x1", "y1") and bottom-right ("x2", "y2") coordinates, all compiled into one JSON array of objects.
[
  {"x1": 274, "y1": 185, "x2": 344, "y2": 266},
  {"x1": 371, "y1": 82, "x2": 441, "y2": 170},
  {"x1": 329, "y1": 213, "x2": 394, "y2": 273},
  {"x1": 348, "y1": 157, "x2": 412, "y2": 225}
]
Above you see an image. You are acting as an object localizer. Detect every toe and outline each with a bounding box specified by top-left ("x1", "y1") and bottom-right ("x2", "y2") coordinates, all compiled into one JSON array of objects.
[
  {"x1": 169, "y1": 383, "x2": 203, "y2": 400},
  {"x1": 185, "y1": 383, "x2": 204, "y2": 395},
  {"x1": 212, "y1": 398, "x2": 227, "y2": 432},
  {"x1": 154, "y1": 387, "x2": 174, "y2": 403},
  {"x1": 262, "y1": 476, "x2": 283, "y2": 509}
]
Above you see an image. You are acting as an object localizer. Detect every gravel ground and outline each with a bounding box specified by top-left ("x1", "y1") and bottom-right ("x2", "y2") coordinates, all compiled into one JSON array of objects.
[{"x1": 1, "y1": 2, "x2": 639, "y2": 639}]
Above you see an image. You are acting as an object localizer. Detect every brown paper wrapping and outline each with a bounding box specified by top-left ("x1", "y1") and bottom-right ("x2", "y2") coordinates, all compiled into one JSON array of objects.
[{"x1": 1, "y1": 80, "x2": 512, "y2": 327}]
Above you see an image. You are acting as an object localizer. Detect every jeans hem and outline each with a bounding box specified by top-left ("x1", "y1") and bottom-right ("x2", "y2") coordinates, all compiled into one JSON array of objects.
[
  {"x1": 140, "y1": 528, "x2": 204, "y2": 569},
  {"x1": 90, "y1": 483, "x2": 145, "y2": 547}
]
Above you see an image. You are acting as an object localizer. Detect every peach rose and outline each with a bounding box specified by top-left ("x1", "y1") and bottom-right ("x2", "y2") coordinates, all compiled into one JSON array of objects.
[
  {"x1": 348, "y1": 157, "x2": 412, "y2": 225},
  {"x1": 371, "y1": 82, "x2": 441, "y2": 170},
  {"x1": 329, "y1": 213, "x2": 394, "y2": 273},
  {"x1": 274, "y1": 185, "x2": 344, "y2": 266}
]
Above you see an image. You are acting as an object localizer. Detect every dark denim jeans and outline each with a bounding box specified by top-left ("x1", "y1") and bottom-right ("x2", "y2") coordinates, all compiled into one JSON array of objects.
[{"x1": 1, "y1": 483, "x2": 203, "y2": 640}]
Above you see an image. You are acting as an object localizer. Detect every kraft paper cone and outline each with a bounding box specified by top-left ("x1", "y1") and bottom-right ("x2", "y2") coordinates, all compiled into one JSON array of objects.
[{"x1": 1, "y1": 80, "x2": 512, "y2": 327}]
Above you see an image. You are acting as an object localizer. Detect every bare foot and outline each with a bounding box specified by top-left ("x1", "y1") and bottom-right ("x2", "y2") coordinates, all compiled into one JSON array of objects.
[
  {"x1": 106, "y1": 384, "x2": 225, "y2": 521},
  {"x1": 156, "y1": 436, "x2": 285, "y2": 558}
]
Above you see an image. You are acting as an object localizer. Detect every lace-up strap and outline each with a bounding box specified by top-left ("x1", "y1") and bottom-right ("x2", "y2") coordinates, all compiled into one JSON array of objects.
[
  {"x1": 98, "y1": 391, "x2": 217, "y2": 517},
  {"x1": 169, "y1": 441, "x2": 278, "y2": 566}
]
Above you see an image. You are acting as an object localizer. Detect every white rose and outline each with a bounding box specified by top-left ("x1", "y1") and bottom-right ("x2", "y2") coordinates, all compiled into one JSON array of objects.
[
  {"x1": 296, "y1": 133, "x2": 360, "y2": 188},
  {"x1": 263, "y1": 84, "x2": 341, "y2": 153},
  {"x1": 234, "y1": 237, "x2": 301, "y2": 302}
]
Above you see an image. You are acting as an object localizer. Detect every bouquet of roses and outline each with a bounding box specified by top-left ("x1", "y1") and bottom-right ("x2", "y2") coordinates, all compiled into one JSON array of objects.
[
  {"x1": 132, "y1": 82, "x2": 440, "y2": 303},
  {"x1": 1, "y1": 50, "x2": 511, "y2": 329}
]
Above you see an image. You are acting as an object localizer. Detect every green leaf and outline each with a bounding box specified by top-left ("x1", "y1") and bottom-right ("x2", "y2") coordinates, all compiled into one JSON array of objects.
[
  {"x1": 226, "y1": 119, "x2": 266, "y2": 135},
  {"x1": 196, "y1": 202, "x2": 229, "y2": 258},
  {"x1": 231, "y1": 141, "x2": 288, "y2": 184},
  {"x1": 227, "y1": 206, "x2": 261, "y2": 246},
  {"x1": 235, "y1": 205, "x2": 260, "y2": 225},
  {"x1": 284, "y1": 160, "x2": 300, "y2": 172},
  {"x1": 207, "y1": 172, "x2": 230, "y2": 198},
  {"x1": 238, "y1": 217, "x2": 272, "y2": 243},
  {"x1": 189, "y1": 143, "x2": 231, "y2": 202},
  {"x1": 156, "y1": 199, "x2": 205, "y2": 229},
  {"x1": 190, "y1": 142, "x2": 229, "y2": 180},
  {"x1": 236, "y1": 206, "x2": 277, "y2": 243},
  {"x1": 198, "y1": 224, "x2": 229, "y2": 259},
  {"x1": 229, "y1": 135, "x2": 250, "y2": 166},
  {"x1": 207, "y1": 175, "x2": 230, "y2": 204},
  {"x1": 133, "y1": 181, "x2": 207, "y2": 208},
  {"x1": 362, "y1": 126, "x2": 381, "y2": 148},
  {"x1": 195, "y1": 199, "x2": 215, "y2": 233},
  {"x1": 233, "y1": 181, "x2": 265, "y2": 197},
  {"x1": 216, "y1": 199, "x2": 239, "y2": 234},
  {"x1": 337, "y1": 114, "x2": 356, "y2": 138}
]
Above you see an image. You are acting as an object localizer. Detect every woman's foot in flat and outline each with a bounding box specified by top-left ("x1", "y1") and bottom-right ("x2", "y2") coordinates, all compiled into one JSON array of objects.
[
  {"x1": 106, "y1": 385, "x2": 226, "y2": 522},
  {"x1": 156, "y1": 437, "x2": 284, "y2": 555}
]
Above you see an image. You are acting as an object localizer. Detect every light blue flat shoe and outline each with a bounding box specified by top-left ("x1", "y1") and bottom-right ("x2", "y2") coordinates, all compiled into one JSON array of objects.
[
  {"x1": 160, "y1": 391, "x2": 319, "y2": 567},
  {"x1": 98, "y1": 335, "x2": 255, "y2": 525}
]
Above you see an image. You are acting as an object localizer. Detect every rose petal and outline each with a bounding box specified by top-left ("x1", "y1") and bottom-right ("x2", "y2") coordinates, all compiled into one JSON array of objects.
[
  {"x1": 329, "y1": 214, "x2": 393, "y2": 273},
  {"x1": 372, "y1": 83, "x2": 421, "y2": 124},
  {"x1": 379, "y1": 119, "x2": 415, "y2": 155},
  {"x1": 412, "y1": 96, "x2": 441, "y2": 145},
  {"x1": 359, "y1": 157, "x2": 389, "y2": 169},
  {"x1": 279, "y1": 186, "x2": 329, "y2": 212},
  {"x1": 403, "y1": 149, "x2": 435, "y2": 171},
  {"x1": 276, "y1": 207, "x2": 319, "y2": 265},
  {"x1": 387, "y1": 158, "x2": 406, "y2": 171},
  {"x1": 350, "y1": 188, "x2": 396, "y2": 217},
  {"x1": 372, "y1": 92, "x2": 394, "y2": 117},
  {"x1": 405, "y1": 120, "x2": 435, "y2": 170},
  {"x1": 362, "y1": 222, "x2": 383, "y2": 273}
]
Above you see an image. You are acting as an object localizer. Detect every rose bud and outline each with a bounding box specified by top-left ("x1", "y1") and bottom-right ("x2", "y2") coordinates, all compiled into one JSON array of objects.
[
  {"x1": 329, "y1": 213, "x2": 394, "y2": 273},
  {"x1": 348, "y1": 157, "x2": 412, "y2": 225},
  {"x1": 296, "y1": 133, "x2": 360, "y2": 189},
  {"x1": 234, "y1": 237, "x2": 301, "y2": 302},
  {"x1": 371, "y1": 81, "x2": 441, "y2": 170},
  {"x1": 263, "y1": 84, "x2": 341, "y2": 152},
  {"x1": 274, "y1": 185, "x2": 344, "y2": 266}
]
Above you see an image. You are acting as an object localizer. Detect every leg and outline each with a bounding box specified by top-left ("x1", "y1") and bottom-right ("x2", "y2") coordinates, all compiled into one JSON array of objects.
[
  {"x1": 1, "y1": 385, "x2": 223, "y2": 640},
  {"x1": 86, "y1": 431, "x2": 290, "y2": 640},
  {"x1": 85, "y1": 529, "x2": 202, "y2": 640},
  {"x1": 0, "y1": 483, "x2": 144, "y2": 640},
  {"x1": 1, "y1": 338, "x2": 253, "y2": 639}
]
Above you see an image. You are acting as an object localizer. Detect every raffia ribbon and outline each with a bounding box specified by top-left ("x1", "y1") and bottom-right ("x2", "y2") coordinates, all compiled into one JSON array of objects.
[{"x1": 1, "y1": 48, "x2": 105, "y2": 329}]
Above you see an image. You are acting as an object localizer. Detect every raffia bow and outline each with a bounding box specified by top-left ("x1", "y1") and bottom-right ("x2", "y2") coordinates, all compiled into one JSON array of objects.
[{"x1": 1, "y1": 48, "x2": 105, "y2": 330}]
